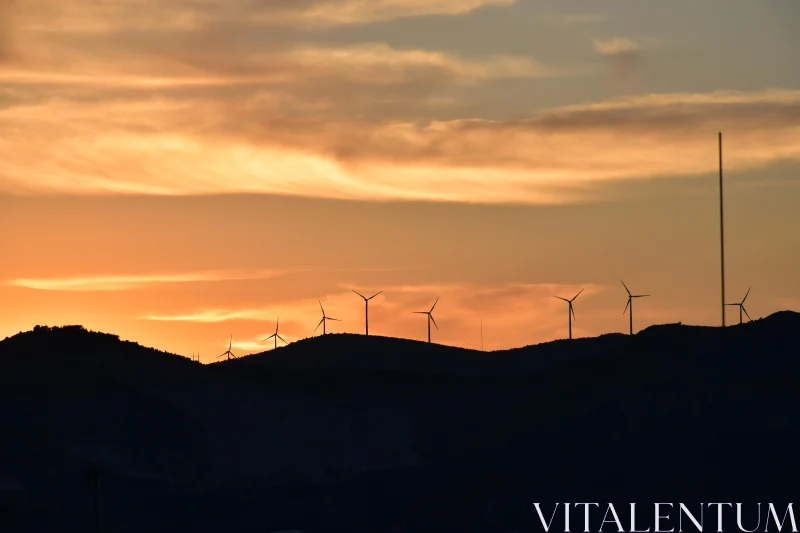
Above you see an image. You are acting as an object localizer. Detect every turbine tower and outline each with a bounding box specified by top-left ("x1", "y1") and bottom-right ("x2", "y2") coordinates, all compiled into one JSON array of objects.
[
  {"x1": 353, "y1": 290, "x2": 382, "y2": 336},
  {"x1": 621, "y1": 280, "x2": 650, "y2": 335},
  {"x1": 217, "y1": 335, "x2": 236, "y2": 360},
  {"x1": 263, "y1": 317, "x2": 287, "y2": 349},
  {"x1": 725, "y1": 287, "x2": 752, "y2": 325},
  {"x1": 413, "y1": 297, "x2": 439, "y2": 343},
  {"x1": 315, "y1": 301, "x2": 341, "y2": 335},
  {"x1": 554, "y1": 289, "x2": 583, "y2": 340}
]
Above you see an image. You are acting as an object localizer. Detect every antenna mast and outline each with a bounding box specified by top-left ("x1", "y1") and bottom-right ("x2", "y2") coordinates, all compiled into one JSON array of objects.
[{"x1": 719, "y1": 132, "x2": 726, "y2": 327}]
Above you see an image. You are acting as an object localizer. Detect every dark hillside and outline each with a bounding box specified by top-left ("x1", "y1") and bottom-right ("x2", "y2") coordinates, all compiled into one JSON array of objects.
[{"x1": 0, "y1": 314, "x2": 798, "y2": 532}]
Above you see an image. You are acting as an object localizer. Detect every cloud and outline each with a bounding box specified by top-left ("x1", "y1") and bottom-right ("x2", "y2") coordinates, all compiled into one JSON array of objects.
[
  {"x1": 0, "y1": 42, "x2": 553, "y2": 90},
  {"x1": 0, "y1": 0, "x2": 554, "y2": 129},
  {"x1": 144, "y1": 309, "x2": 278, "y2": 323},
  {"x1": 6, "y1": 266, "x2": 410, "y2": 291},
  {"x1": 265, "y1": 0, "x2": 517, "y2": 27},
  {"x1": 540, "y1": 12, "x2": 607, "y2": 28},
  {"x1": 594, "y1": 37, "x2": 644, "y2": 84},
  {"x1": 0, "y1": 0, "x2": 16, "y2": 63},
  {"x1": 593, "y1": 37, "x2": 641, "y2": 57},
  {"x1": 8, "y1": 269, "x2": 288, "y2": 291},
  {"x1": 1, "y1": 2, "x2": 798, "y2": 206},
  {"x1": 287, "y1": 43, "x2": 554, "y2": 84},
  {"x1": 13, "y1": 0, "x2": 516, "y2": 33},
  {"x1": 1, "y1": 89, "x2": 798, "y2": 204}
]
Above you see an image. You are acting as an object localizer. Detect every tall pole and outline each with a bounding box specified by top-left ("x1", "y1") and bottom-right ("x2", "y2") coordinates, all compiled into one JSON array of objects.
[
  {"x1": 365, "y1": 301, "x2": 369, "y2": 336},
  {"x1": 719, "y1": 132, "x2": 726, "y2": 327}
]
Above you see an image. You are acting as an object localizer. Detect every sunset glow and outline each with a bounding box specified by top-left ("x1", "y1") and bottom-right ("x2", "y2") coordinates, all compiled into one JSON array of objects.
[{"x1": 1, "y1": 0, "x2": 798, "y2": 360}]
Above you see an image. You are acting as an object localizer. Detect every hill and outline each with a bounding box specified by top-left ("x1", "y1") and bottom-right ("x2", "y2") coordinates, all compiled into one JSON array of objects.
[{"x1": 1, "y1": 313, "x2": 799, "y2": 532}]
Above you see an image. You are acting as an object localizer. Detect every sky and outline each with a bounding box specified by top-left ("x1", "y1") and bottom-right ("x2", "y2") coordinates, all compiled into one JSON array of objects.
[{"x1": 1, "y1": 0, "x2": 799, "y2": 360}]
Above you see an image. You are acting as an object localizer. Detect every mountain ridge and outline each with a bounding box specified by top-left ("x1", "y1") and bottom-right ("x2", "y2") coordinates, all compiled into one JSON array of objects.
[{"x1": 1, "y1": 311, "x2": 799, "y2": 532}]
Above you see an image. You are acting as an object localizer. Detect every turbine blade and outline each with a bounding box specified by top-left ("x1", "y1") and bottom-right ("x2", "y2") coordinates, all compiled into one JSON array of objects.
[
  {"x1": 430, "y1": 296, "x2": 439, "y2": 313},
  {"x1": 570, "y1": 304, "x2": 576, "y2": 321},
  {"x1": 217, "y1": 352, "x2": 226, "y2": 358},
  {"x1": 328, "y1": 317, "x2": 341, "y2": 321},
  {"x1": 571, "y1": 288, "x2": 584, "y2": 301},
  {"x1": 278, "y1": 335, "x2": 286, "y2": 343},
  {"x1": 412, "y1": 311, "x2": 426, "y2": 314},
  {"x1": 623, "y1": 298, "x2": 630, "y2": 315},
  {"x1": 554, "y1": 296, "x2": 569, "y2": 302},
  {"x1": 724, "y1": 303, "x2": 738, "y2": 306},
  {"x1": 743, "y1": 306, "x2": 751, "y2": 321},
  {"x1": 743, "y1": 286, "x2": 751, "y2": 303},
  {"x1": 621, "y1": 280, "x2": 631, "y2": 296},
  {"x1": 314, "y1": 318, "x2": 324, "y2": 332},
  {"x1": 353, "y1": 290, "x2": 366, "y2": 300},
  {"x1": 368, "y1": 291, "x2": 383, "y2": 300},
  {"x1": 430, "y1": 314, "x2": 439, "y2": 330},
  {"x1": 275, "y1": 317, "x2": 279, "y2": 334},
  {"x1": 319, "y1": 301, "x2": 325, "y2": 316},
  {"x1": 633, "y1": 294, "x2": 650, "y2": 298}
]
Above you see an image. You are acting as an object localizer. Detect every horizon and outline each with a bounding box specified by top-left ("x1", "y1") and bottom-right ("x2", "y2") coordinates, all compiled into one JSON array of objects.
[
  {"x1": 5, "y1": 309, "x2": 796, "y2": 363},
  {"x1": 1, "y1": 1, "x2": 798, "y2": 361}
]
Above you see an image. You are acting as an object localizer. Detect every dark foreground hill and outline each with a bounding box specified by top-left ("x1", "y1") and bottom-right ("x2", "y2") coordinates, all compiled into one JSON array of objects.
[{"x1": 1, "y1": 313, "x2": 799, "y2": 533}]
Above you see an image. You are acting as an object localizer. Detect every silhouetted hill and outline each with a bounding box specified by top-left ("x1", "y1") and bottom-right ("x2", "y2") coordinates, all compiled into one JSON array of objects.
[
  {"x1": 213, "y1": 331, "x2": 632, "y2": 378},
  {"x1": 1, "y1": 313, "x2": 799, "y2": 532},
  {"x1": 213, "y1": 311, "x2": 799, "y2": 382}
]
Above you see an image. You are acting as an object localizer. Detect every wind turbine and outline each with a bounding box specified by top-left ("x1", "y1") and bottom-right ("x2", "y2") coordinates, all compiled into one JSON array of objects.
[
  {"x1": 315, "y1": 301, "x2": 341, "y2": 335},
  {"x1": 725, "y1": 287, "x2": 752, "y2": 325},
  {"x1": 263, "y1": 317, "x2": 287, "y2": 349},
  {"x1": 554, "y1": 289, "x2": 583, "y2": 340},
  {"x1": 353, "y1": 290, "x2": 382, "y2": 336},
  {"x1": 621, "y1": 280, "x2": 650, "y2": 335},
  {"x1": 217, "y1": 335, "x2": 235, "y2": 360},
  {"x1": 413, "y1": 297, "x2": 439, "y2": 343}
]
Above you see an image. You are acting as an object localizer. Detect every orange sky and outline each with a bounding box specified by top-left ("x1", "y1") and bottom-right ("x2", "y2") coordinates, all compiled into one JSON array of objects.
[{"x1": 1, "y1": 0, "x2": 799, "y2": 360}]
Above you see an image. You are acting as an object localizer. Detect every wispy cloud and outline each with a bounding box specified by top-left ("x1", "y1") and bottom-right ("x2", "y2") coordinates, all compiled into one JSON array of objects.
[
  {"x1": 8, "y1": 269, "x2": 287, "y2": 291},
  {"x1": 141, "y1": 282, "x2": 609, "y2": 349},
  {"x1": 0, "y1": 43, "x2": 554, "y2": 88},
  {"x1": 540, "y1": 12, "x2": 607, "y2": 28},
  {"x1": 593, "y1": 37, "x2": 641, "y2": 57},
  {"x1": 8, "y1": 266, "x2": 412, "y2": 291},
  {"x1": 10, "y1": 0, "x2": 517, "y2": 34},
  {"x1": 2, "y1": 89, "x2": 798, "y2": 203},
  {"x1": 263, "y1": 0, "x2": 518, "y2": 27},
  {"x1": 143, "y1": 308, "x2": 281, "y2": 323},
  {"x1": 3, "y1": 1, "x2": 799, "y2": 206},
  {"x1": 0, "y1": 0, "x2": 14, "y2": 63},
  {"x1": 593, "y1": 36, "x2": 645, "y2": 84}
]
